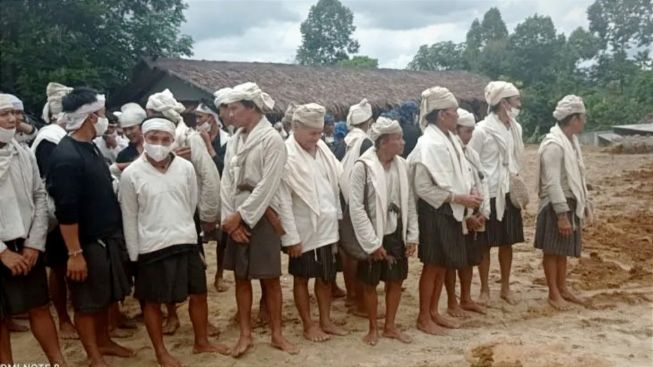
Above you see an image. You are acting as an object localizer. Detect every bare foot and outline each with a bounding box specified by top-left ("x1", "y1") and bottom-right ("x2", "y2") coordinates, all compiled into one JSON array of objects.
[
  {"x1": 230, "y1": 335, "x2": 254, "y2": 358},
  {"x1": 447, "y1": 305, "x2": 468, "y2": 318},
  {"x1": 500, "y1": 289, "x2": 518, "y2": 305},
  {"x1": 560, "y1": 290, "x2": 586, "y2": 306},
  {"x1": 431, "y1": 312, "x2": 461, "y2": 329},
  {"x1": 331, "y1": 283, "x2": 346, "y2": 299},
  {"x1": 7, "y1": 318, "x2": 28, "y2": 332},
  {"x1": 303, "y1": 324, "x2": 331, "y2": 342},
  {"x1": 271, "y1": 334, "x2": 300, "y2": 355},
  {"x1": 208, "y1": 321, "x2": 220, "y2": 337},
  {"x1": 162, "y1": 317, "x2": 180, "y2": 336},
  {"x1": 416, "y1": 317, "x2": 447, "y2": 336},
  {"x1": 193, "y1": 341, "x2": 230, "y2": 355},
  {"x1": 382, "y1": 327, "x2": 412, "y2": 344},
  {"x1": 548, "y1": 297, "x2": 571, "y2": 311},
  {"x1": 362, "y1": 329, "x2": 379, "y2": 346},
  {"x1": 99, "y1": 341, "x2": 135, "y2": 358},
  {"x1": 321, "y1": 321, "x2": 349, "y2": 336},
  {"x1": 110, "y1": 327, "x2": 134, "y2": 339},
  {"x1": 478, "y1": 291, "x2": 490, "y2": 306},
  {"x1": 460, "y1": 300, "x2": 487, "y2": 315},
  {"x1": 156, "y1": 351, "x2": 182, "y2": 367},
  {"x1": 213, "y1": 276, "x2": 229, "y2": 293},
  {"x1": 59, "y1": 321, "x2": 79, "y2": 340}
]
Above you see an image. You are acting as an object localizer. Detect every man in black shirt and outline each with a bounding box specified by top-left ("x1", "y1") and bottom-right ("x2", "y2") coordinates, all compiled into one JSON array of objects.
[{"x1": 47, "y1": 88, "x2": 132, "y2": 366}]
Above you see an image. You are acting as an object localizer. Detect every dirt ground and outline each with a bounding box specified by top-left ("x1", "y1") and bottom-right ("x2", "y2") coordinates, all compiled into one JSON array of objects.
[{"x1": 9, "y1": 145, "x2": 653, "y2": 367}]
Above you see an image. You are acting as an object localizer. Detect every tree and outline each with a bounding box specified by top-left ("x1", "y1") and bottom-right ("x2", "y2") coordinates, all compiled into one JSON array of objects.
[
  {"x1": 587, "y1": 0, "x2": 652, "y2": 53},
  {"x1": 407, "y1": 42, "x2": 466, "y2": 71},
  {"x1": 463, "y1": 8, "x2": 510, "y2": 78},
  {"x1": 0, "y1": 0, "x2": 192, "y2": 113},
  {"x1": 296, "y1": 0, "x2": 360, "y2": 65},
  {"x1": 338, "y1": 56, "x2": 378, "y2": 69}
]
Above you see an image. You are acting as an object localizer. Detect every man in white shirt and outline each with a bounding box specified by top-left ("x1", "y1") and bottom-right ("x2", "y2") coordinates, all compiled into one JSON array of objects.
[
  {"x1": 119, "y1": 117, "x2": 229, "y2": 367},
  {"x1": 283, "y1": 103, "x2": 347, "y2": 342},
  {"x1": 93, "y1": 115, "x2": 128, "y2": 164},
  {"x1": 469, "y1": 81, "x2": 526, "y2": 305},
  {"x1": 0, "y1": 94, "x2": 68, "y2": 366}
]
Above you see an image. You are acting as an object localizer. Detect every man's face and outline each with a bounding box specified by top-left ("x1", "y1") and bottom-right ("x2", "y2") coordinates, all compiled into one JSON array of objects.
[
  {"x1": 104, "y1": 123, "x2": 117, "y2": 136},
  {"x1": 380, "y1": 133, "x2": 405, "y2": 157},
  {"x1": 440, "y1": 108, "x2": 459, "y2": 132},
  {"x1": 504, "y1": 96, "x2": 522, "y2": 111},
  {"x1": 293, "y1": 123, "x2": 323, "y2": 151},
  {"x1": 194, "y1": 111, "x2": 214, "y2": 127},
  {"x1": 13, "y1": 110, "x2": 25, "y2": 124},
  {"x1": 227, "y1": 102, "x2": 253, "y2": 128},
  {"x1": 144, "y1": 130, "x2": 173, "y2": 146},
  {"x1": 218, "y1": 105, "x2": 232, "y2": 126},
  {"x1": 123, "y1": 125, "x2": 143, "y2": 144},
  {"x1": 456, "y1": 126, "x2": 475, "y2": 145},
  {"x1": 0, "y1": 108, "x2": 17, "y2": 129},
  {"x1": 571, "y1": 113, "x2": 587, "y2": 134}
]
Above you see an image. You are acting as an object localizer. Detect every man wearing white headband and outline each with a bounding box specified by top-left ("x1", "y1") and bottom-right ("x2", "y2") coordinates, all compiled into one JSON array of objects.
[
  {"x1": 444, "y1": 108, "x2": 490, "y2": 319},
  {"x1": 408, "y1": 86, "x2": 482, "y2": 335},
  {"x1": 469, "y1": 81, "x2": 525, "y2": 306},
  {"x1": 0, "y1": 94, "x2": 69, "y2": 366},
  {"x1": 534, "y1": 95, "x2": 591, "y2": 311},
  {"x1": 194, "y1": 100, "x2": 231, "y2": 175},
  {"x1": 338, "y1": 98, "x2": 375, "y2": 317},
  {"x1": 214, "y1": 87, "x2": 236, "y2": 135},
  {"x1": 119, "y1": 117, "x2": 230, "y2": 366},
  {"x1": 42, "y1": 82, "x2": 73, "y2": 124},
  {"x1": 350, "y1": 116, "x2": 418, "y2": 346},
  {"x1": 281, "y1": 103, "x2": 346, "y2": 343},
  {"x1": 46, "y1": 88, "x2": 133, "y2": 367},
  {"x1": 93, "y1": 113, "x2": 128, "y2": 164},
  {"x1": 5, "y1": 94, "x2": 38, "y2": 145},
  {"x1": 220, "y1": 81, "x2": 299, "y2": 357},
  {"x1": 111, "y1": 102, "x2": 148, "y2": 175}
]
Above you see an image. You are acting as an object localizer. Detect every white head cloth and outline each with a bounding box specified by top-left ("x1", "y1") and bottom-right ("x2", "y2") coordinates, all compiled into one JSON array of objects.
[
  {"x1": 42, "y1": 82, "x2": 73, "y2": 123},
  {"x1": 220, "y1": 82, "x2": 275, "y2": 111},
  {"x1": 142, "y1": 117, "x2": 176, "y2": 137},
  {"x1": 347, "y1": 98, "x2": 373, "y2": 127},
  {"x1": 553, "y1": 95, "x2": 586, "y2": 121},
  {"x1": 282, "y1": 102, "x2": 298, "y2": 125},
  {"x1": 6, "y1": 94, "x2": 24, "y2": 111},
  {"x1": 0, "y1": 94, "x2": 14, "y2": 110},
  {"x1": 195, "y1": 102, "x2": 221, "y2": 124},
  {"x1": 146, "y1": 89, "x2": 185, "y2": 124},
  {"x1": 484, "y1": 81, "x2": 520, "y2": 107},
  {"x1": 456, "y1": 108, "x2": 476, "y2": 128},
  {"x1": 60, "y1": 94, "x2": 106, "y2": 131},
  {"x1": 213, "y1": 87, "x2": 234, "y2": 107},
  {"x1": 369, "y1": 116, "x2": 402, "y2": 143},
  {"x1": 419, "y1": 86, "x2": 458, "y2": 131},
  {"x1": 293, "y1": 103, "x2": 326, "y2": 129},
  {"x1": 115, "y1": 102, "x2": 146, "y2": 128}
]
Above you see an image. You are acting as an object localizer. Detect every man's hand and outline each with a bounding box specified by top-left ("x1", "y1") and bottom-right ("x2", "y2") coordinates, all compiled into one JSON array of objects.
[
  {"x1": 21, "y1": 247, "x2": 40, "y2": 271},
  {"x1": 17, "y1": 122, "x2": 34, "y2": 134},
  {"x1": 67, "y1": 254, "x2": 88, "y2": 282},
  {"x1": 557, "y1": 214, "x2": 573, "y2": 237},
  {"x1": 0, "y1": 250, "x2": 30, "y2": 276},
  {"x1": 466, "y1": 216, "x2": 482, "y2": 232},
  {"x1": 405, "y1": 243, "x2": 417, "y2": 257},
  {"x1": 287, "y1": 244, "x2": 303, "y2": 258},
  {"x1": 454, "y1": 194, "x2": 483, "y2": 209},
  {"x1": 230, "y1": 225, "x2": 251, "y2": 244},
  {"x1": 222, "y1": 212, "x2": 243, "y2": 235},
  {"x1": 174, "y1": 146, "x2": 192, "y2": 160},
  {"x1": 201, "y1": 221, "x2": 218, "y2": 240},
  {"x1": 371, "y1": 247, "x2": 387, "y2": 261},
  {"x1": 199, "y1": 131, "x2": 217, "y2": 157}
]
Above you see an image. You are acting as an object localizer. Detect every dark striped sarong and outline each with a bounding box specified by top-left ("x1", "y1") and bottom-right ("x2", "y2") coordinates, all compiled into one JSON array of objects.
[
  {"x1": 225, "y1": 217, "x2": 282, "y2": 280},
  {"x1": 289, "y1": 243, "x2": 338, "y2": 282},
  {"x1": 0, "y1": 239, "x2": 49, "y2": 315},
  {"x1": 534, "y1": 199, "x2": 582, "y2": 257},
  {"x1": 417, "y1": 200, "x2": 467, "y2": 269},
  {"x1": 357, "y1": 220, "x2": 408, "y2": 286},
  {"x1": 486, "y1": 194, "x2": 525, "y2": 247},
  {"x1": 465, "y1": 231, "x2": 485, "y2": 266}
]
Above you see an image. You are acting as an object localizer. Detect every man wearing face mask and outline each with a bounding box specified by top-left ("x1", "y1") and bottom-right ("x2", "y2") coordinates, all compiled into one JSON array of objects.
[
  {"x1": 469, "y1": 81, "x2": 526, "y2": 306},
  {"x1": 47, "y1": 88, "x2": 133, "y2": 367},
  {"x1": 93, "y1": 114, "x2": 128, "y2": 164},
  {"x1": 194, "y1": 100, "x2": 231, "y2": 176}
]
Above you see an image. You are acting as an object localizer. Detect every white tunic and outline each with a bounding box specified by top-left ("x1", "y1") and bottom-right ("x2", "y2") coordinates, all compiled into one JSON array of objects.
[
  {"x1": 93, "y1": 136, "x2": 129, "y2": 164},
  {"x1": 0, "y1": 139, "x2": 48, "y2": 253},
  {"x1": 119, "y1": 155, "x2": 198, "y2": 262}
]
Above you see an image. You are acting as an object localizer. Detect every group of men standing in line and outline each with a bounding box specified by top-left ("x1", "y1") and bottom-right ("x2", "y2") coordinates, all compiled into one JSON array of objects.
[{"x1": 0, "y1": 79, "x2": 592, "y2": 367}]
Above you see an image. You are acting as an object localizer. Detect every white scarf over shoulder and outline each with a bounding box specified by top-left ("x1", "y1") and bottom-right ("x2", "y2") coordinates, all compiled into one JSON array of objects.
[
  {"x1": 357, "y1": 147, "x2": 410, "y2": 245},
  {"x1": 340, "y1": 127, "x2": 368, "y2": 203},
  {"x1": 284, "y1": 136, "x2": 342, "y2": 231},
  {"x1": 31, "y1": 124, "x2": 67, "y2": 154}
]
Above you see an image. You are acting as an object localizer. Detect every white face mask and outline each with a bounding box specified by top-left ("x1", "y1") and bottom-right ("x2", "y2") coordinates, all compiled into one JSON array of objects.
[
  {"x1": 143, "y1": 142, "x2": 172, "y2": 162},
  {"x1": 0, "y1": 127, "x2": 16, "y2": 143},
  {"x1": 196, "y1": 122, "x2": 211, "y2": 133},
  {"x1": 509, "y1": 107, "x2": 521, "y2": 119},
  {"x1": 94, "y1": 116, "x2": 109, "y2": 137}
]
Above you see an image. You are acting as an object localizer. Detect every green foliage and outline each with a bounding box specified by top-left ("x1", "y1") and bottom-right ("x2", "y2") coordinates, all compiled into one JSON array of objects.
[
  {"x1": 296, "y1": 0, "x2": 360, "y2": 65},
  {"x1": 338, "y1": 56, "x2": 378, "y2": 69},
  {"x1": 407, "y1": 42, "x2": 466, "y2": 71},
  {"x1": 0, "y1": 0, "x2": 192, "y2": 113}
]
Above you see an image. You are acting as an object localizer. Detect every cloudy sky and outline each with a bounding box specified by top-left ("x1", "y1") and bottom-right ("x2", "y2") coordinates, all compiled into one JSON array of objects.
[{"x1": 180, "y1": 0, "x2": 595, "y2": 69}]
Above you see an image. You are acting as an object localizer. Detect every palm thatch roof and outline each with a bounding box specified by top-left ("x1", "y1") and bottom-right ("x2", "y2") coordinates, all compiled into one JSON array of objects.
[{"x1": 115, "y1": 58, "x2": 490, "y2": 119}]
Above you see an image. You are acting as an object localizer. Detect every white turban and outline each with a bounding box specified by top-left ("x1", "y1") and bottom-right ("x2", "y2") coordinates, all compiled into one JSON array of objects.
[
  {"x1": 146, "y1": 89, "x2": 185, "y2": 124},
  {"x1": 456, "y1": 108, "x2": 476, "y2": 128},
  {"x1": 553, "y1": 95, "x2": 586, "y2": 121},
  {"x1": 195, "y1": 102, "x2": 221, "y2": 126},
  {"x1": 484, "y1": 81, "x2": 520, "y2": 107},
  {"x1": 220, "y1": 82, "x2": 275, "y2": 111},
  {"x1": 42, "y1": 82, "x2": 72, "y2": 123},
  {"x1": 115, "y1": 103, "x2": 146, "y2": 128},
  {"x1": 369, "y1": 116, "x2": 402, "y2": 143},
  {"x1": 347, "y1": 98, "x2": 373, "y2": 127},
  {"x1": 419, "y1": 86, "x2": 458, "y2": 131},
  {"x1": 293, "y1": 103, "x2": 326, "y2": 129},
  {"x1": 142, "y1": 117, "x2": 176, "y2": 137},
  {"x1": 0, "y1": 94, "x2": 14, "y2": 111},
  {"x1": 6, "y1": 94, "x2": 23, "y2": 111},
  {"x1": 281, "y1": 102, "x2": 298, "y2": 125},
  {"x1": 213, "y1": 87, "x2": 234, "y2": 107},
  {"x1": 61, "y1": 94, "x2": 106, "y2": 131}
]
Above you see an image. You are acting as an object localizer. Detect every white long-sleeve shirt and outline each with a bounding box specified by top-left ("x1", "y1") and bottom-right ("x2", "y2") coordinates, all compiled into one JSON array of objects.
[
  {"x1": 119, "y1": 155, "x2": 198, "y2": 262},
  {"x1": 0, "y1": 139, "x2": 48, "y2": 253},
  {"x1": 93, "y1": 135, "x2": 129, "y2": 164}
]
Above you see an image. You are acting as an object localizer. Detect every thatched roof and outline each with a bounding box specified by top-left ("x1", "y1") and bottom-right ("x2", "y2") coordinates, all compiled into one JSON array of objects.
[{"x1": 116, "y1": 58, "x2": 490, "y2": 119}]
